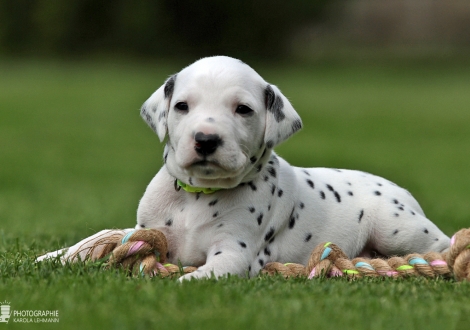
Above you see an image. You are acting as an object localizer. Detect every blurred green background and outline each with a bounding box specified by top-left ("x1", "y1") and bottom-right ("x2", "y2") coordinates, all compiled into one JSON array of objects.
[{"x1": 1, "y1": 2, "x2": 470, "y2": 329}]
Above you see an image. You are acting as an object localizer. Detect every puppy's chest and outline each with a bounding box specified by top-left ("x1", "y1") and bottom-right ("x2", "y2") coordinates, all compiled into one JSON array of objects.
[{"x1": 160, "y1": 194, "x2": 230, "y2": 264}]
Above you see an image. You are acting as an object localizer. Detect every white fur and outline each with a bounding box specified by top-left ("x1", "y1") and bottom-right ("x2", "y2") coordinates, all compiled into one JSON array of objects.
[{"x1": 38, "y1": 56, "x2": 450, "y2": 281}]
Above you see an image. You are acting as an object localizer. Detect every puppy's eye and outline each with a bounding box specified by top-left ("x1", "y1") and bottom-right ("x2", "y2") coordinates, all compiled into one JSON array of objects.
[
  {"x1": 236, "y1": 105, "x2": 253, "y2": 116},
  {"x1": 174, "y1": 102, "x2": 189, "y2": 112}
]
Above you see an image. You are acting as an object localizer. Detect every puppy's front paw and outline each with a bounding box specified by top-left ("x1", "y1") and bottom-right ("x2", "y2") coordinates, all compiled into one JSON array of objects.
[{"x1": 178, "y1": 269, "x2": 214, "y2": 282}]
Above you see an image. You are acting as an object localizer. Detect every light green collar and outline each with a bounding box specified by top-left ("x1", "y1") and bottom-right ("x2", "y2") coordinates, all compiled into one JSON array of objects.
[{"x1": 175, "y1": 179, "x2": 221, "y2": 194}]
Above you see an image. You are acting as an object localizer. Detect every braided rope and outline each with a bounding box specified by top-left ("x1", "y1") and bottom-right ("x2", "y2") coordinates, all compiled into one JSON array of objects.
[
  {"x1": 76, "y1": 228, "x2": 470, "y2": 281},
  {"x1": 71, "y1": 229, "x2": 197, "y2": 277},
  {"x1": 264, "y1": 228, "x2": 470, "y2": 281}
]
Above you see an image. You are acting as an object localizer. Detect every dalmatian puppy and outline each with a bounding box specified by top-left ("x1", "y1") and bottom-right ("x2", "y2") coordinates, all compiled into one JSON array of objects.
[{"x1": 38, "y1": 56, "x2": 450, "y2": 281}]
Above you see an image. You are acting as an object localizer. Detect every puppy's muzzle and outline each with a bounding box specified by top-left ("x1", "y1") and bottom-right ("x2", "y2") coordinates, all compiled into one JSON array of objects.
[{"x1": 194, "y1": 132, "x2": 223, "y2": 156}]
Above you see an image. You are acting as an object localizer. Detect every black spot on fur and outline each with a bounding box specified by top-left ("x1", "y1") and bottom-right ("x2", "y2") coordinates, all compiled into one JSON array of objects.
[
  {"x1": 374, "y1": 191, "x2": 382, "y2": 196},
  {"x1": 299, "y1": 202, "x2": 305, "y2": 209},
  {"x1": 250, "y1": 156, "x2": 257, "y2": 164},
  {"x1": 265, "y1": 227, "x2": 275, "y2": 242},
  {"x1": 305, "y1": 233, "x2": 312, "y2": 242},
  {"x1": 158, "y1": 110, "x2": 166, "y2": 121},
  {"x1": 213, "y1": 212, "x2": 219, "y2": 218},
  {"x1": 358, "y1": 209, "x2": 364, "y2": 222},
  {"x1": 424, "y1": 229, "x2": 429, "y2": 234},
  {"x1": 257, "y1": 164, "x2": 262, "y2": 172},
  {"x1": 209, "y1": 199, "x2": 218, "y2": 206},
  {"x1": 289, "y1": 216, "x2": 296, "y2": 229},
  {"x1": 306, "y1": 179, "x2": 314, "y2": 189},
  {"x1": 165, "y1": 219, "x2": 173, "y2": 226},
  {"x1": 263, "y1": 175, "x2": 269, "y2": 181},
  {"x1": 266, "y1": 140, "x2": 274, "y2": 149},
  {"x1": 257, "y1": 213, "x2": 264, "y2": 225},
  {"x1": 348, "y1": 191, "x2": 353, "y2": 196},
  {"x1": 271, "y1": 184, "x2": 276, "y2": 195},
  {"x1": 196, "y1": 192, "x2": 201, "y2": 200},
  {"x1": 303, "y1": 170, "x2": 310, "y2": 176},
  {"x1": 164, "y1": 153, "x2": 168, "y2": 163},
  {"x1": 320, "y1": 191, "x2": 326, "y2": 199},
  {"x1": 324, "y1": 184, "x2": 340, "y2": 202},
  {"x1": 393, "y1": 229, "x2": 399, "y2": 235},
  {"x1": 248, "y1": 181, "x2": 257, "y2": 191},
  {"x1": 394, "y1": 213, "x2": 399, "y2": 217},
  {"x1": 288, "y1": 207, "x2": 296, "y2": 229},
  {"x1": 334, "y1": 191, "x2": 341, "y2": 203},
  {"x1": 164, "y1": 74, "x2": 176, "y2": 99},
  {"x1": 217, "y1": 223, "x2": 223, "y2": 228},
  {"x1": 347, "y1": 182, "x2": 352, "y2": 186},
  {"x1": 292, "y1": 119, "x2": 302, "y2": 132},
  {"x1": 264, "y1": 247, "x2": 271, "y2": 256},
  {"x1": 215, "y1": 251, "x2": 222, "y2": 256},
  {"x1": 143, "y1": 110, "x2": 152, "y2": 122},
  {"x1": 269, "y1": 236, "x2": 275, "y2": 244},
  {"x1": 267, "y1": 167, "x2": 277, "y2": 178},
  {"x1": 397, "y1": 206, "x2": 404, "y2": 211},
  {"x1": 259, "y1": 259, "x2": 265, "y2": 267},
  {"x1": 265, "y1": 85, "x2": 285, "y2": 122},
  {"x1": 268, "y1": 204, "x2": 271, "y2": 211},
  {"x1": 411, "y1": 211, "x2": 416, "y2": 216},
  {"x1": 278, "y1": 189, "x2": 283, "y2": 197},
  {"x1": 239, "y1": 241, "x2": 247, "y2": 248},
  {"x1": 377, "y1": 183, "x2": 383, "y2": 186},
  {"x1": 249, "y1": 207, "x2": 256, "y2": 213},
  {"x1": 140, "y1": 224, "x2": 145, "y2": 228},
  {"x1": 248, "y1": 265, "x2": 251, "y2": 272},
  {"x1": 140, "y1": 107, "x2": 149, "y2": 119}
]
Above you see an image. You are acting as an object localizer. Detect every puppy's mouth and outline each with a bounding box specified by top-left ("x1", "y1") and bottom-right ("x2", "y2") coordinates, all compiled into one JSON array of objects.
[
  {"x1": 184, "y1": 157, "x2": 245, "y2": 180},
  {"x1": 188, "y1": 159, "x2": 223, "y2": 177},
  {"x1": 191, "y1": 159, "x2": 220, "y2": 168}
]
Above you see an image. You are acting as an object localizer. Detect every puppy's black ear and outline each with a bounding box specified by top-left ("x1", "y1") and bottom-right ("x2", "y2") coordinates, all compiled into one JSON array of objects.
[
  {"x1": 264, "y1": 84, "x2": 302, "y2": 148},
  {"x1": 140, "y1": 74, "x2": 177, "y2": 142}
]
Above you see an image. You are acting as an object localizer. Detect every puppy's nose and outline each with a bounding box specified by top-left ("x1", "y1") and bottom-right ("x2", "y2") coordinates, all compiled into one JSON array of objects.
[{"x1": 194, "y1": 132, "x2": 222, "y2": 156}]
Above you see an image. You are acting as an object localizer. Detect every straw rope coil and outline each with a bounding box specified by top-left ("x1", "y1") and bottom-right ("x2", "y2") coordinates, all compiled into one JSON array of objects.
[{"x1": 70, "y1": 229, "x2": 196, "y2": 277}]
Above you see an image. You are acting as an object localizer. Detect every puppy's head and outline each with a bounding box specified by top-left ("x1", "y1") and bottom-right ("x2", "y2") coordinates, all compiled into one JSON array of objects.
[{"x1": 140, "y1": 56, "x2": 302, "y2": 189}]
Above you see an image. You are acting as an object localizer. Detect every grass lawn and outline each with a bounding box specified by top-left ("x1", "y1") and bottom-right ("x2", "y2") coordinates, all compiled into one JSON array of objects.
[{"x1": 0, "y1": 57, "x2": 469, "y2": 329}]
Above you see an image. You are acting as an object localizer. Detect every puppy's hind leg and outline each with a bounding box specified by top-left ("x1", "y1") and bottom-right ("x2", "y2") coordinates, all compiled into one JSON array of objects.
[{"x1": 371, "y1": 214, "x2": 450, "y2": 257}]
